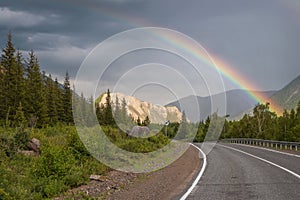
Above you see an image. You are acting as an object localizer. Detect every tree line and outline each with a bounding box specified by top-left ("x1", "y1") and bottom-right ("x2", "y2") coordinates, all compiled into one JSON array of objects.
[
  {"x1": 192, "y1": 102, "x2": 300, "y2": 143},
  {"x1": 0, "y1": 33, "x2": 73, "y2": 128},
  {"x1": 0, "y1": 33, "x2": 151, "y2": 129},
  {"x1": 221, "y1": 102, "x2": 300, "y2": 142}
]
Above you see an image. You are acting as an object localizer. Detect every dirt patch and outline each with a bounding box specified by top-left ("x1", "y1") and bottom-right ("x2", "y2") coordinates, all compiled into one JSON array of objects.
[
  {"x1": 55, "y1": 145, "x2": 202, "y2": 200},
  {"x1": 108, "y1": 145, "x2": 201, "y2": 200}
]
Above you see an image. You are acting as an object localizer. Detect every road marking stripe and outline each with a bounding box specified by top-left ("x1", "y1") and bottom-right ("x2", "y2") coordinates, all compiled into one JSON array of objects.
[
  {"x1": 218, "y1": 144, "x2": 300, "y2": 179},
  {"x1": 229, "y1": 143, "x2": 300, "y2": 158},
  {"x1": 180, "y1": 143, "x2": 207, "y2": 200}
]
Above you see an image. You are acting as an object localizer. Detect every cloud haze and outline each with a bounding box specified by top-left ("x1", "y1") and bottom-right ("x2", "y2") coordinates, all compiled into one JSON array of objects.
[{"x1": 0, "y1": 0, "x2": 299, "y2": 104}]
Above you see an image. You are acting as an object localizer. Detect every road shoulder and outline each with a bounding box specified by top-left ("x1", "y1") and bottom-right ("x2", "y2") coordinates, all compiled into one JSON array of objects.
[{"x1": 107, "y1": 145, "x2": 202, "y2": 200}]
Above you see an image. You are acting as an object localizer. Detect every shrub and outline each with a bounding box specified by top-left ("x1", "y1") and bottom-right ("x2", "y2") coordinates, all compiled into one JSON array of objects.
[{"x1": 14, "y1": 129, "x2": 29, "y2": 150}]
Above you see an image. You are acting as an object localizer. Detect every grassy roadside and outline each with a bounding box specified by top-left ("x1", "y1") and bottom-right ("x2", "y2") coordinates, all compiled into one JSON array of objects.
[
  {"x1": 0, "y1": 125, "x2": 109, "y2": 199},
  {"x1": 0, "y1": 125, "x2": 170, "y2": 199}
]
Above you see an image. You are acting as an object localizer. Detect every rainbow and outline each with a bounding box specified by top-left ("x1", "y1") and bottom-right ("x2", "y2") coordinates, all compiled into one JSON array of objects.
[
  {"x1": 71, "y1": 2, "x2": 284, "y2": 114},
  {"x1": 150, "y1": 29, "x2": 283, "y2": 114}
]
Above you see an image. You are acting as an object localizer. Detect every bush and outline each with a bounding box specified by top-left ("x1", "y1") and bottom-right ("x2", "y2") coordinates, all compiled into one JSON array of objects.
[
  {"x1": 0, "y1": 134, "x2": 16, "y2": 157},
  {"x1": 14, "y1": 129, "x2": 29, "y2": 150}
]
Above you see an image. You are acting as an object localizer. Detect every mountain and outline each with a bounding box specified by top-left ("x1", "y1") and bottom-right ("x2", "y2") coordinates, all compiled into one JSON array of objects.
[
  {"x1": 166, "y1": 89, "x2": 276, "y2": 122},
  {"x1": 270, "y1": 75, "x2": 300, "y2": 111},
  {"x1": 98, "y1": 93, "x2": 184, "y2": 124}
]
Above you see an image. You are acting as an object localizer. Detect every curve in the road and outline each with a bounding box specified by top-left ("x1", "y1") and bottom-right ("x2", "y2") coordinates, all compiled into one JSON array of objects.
[
  {"x1": 185, "y1": 143, "x2": 300, "y2": 200},
  {"x1": 180, "y1": 143, "x2": 207, "y2": 200}
]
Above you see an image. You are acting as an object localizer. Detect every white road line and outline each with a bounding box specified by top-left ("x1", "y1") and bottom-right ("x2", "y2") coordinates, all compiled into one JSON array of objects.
[
  {"x1": 218, "y1": 144, "x2": 300, "y2": 179},
  {"x1": 229, "y1": 143, "x2": 300, "y2": 158},
  {"x1": 180, "y1": 143, "x2": 207, "y2": 200}
]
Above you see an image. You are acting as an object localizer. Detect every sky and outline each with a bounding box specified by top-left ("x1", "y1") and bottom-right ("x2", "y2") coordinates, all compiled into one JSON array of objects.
[{"x1": 0, "y1": 0, "x2": 300, "y2": 105}]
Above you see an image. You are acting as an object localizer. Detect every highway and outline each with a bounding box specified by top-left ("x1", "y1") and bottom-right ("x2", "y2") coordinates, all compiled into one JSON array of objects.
[{"x1": 186, "y1": 143, "x2": 300, "y2": 200}]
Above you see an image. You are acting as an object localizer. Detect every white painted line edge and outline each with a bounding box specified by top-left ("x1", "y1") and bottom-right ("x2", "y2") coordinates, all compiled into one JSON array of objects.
[
  {"x1": 230, "y1": 143, "x2": 300, "y2": 158},
  {"x1": 180, "y1": 143, "x2": 207, "y2": 200},
  {"x1": 218, "y1": 144, "x2": 300, "y2": 179}
]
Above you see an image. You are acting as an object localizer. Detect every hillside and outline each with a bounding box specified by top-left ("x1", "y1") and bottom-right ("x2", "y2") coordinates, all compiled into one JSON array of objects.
[
  {"x1": 98, "y1": 93, "x2": 184, "y2": 124},
  {"x1": 166, "y1": 89, "x2": 276, "y2": 122},
  {"x1": 270, "y1": 75, "x2": 300, "y2": 110}
]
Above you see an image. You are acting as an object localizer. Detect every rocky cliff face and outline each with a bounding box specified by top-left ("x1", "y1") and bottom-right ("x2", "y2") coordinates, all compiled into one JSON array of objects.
[{"x1": 99, "y1": 93, "x2": 183, "y2": 124}]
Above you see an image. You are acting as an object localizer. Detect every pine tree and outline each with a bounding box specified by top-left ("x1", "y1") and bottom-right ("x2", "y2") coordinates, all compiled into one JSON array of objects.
[
  {"x1": 25, "y1": 51, "x2": 47, "y2": 127},
  {"x1": 0, "y1": 59, "x2": 6, "y2": 122},
  {"x1": 136, "y1": 116, "x2": 141, "y2": 126},
  {"x1": 86, "y1": 95, "x2": 95, "y2": 126},
  {"x1": 46, "y1": 74, "x2": 58, "y2": 125},
  {"x1": 13, "y1": 102, "x2": 26, "y2": 128},
  {"x1": 142, "y1": 116, "x2": 151, "y2": 126},
  {"x1": 120, "y1": 98, "x2": 128, "y2": 124},
  {"x1": 178, "y1": 110, "x2": 189, "y2": 139},
  {"x1": 204, "y1": 115, "x2": 210, "y2": 134},
  {"x1": 114, "y1": 95, "x2": 121, "y2": 124},
  {"x1": 63, "y1": 71, "x2": 73, "y2": 124},
  {"x1": 15, "y1": 50, "x2": 25, "y2": 107},
  {"x1": 0, "y1": 32, "x2": 17, "y2": 123},
  {"x1": 104, "y1": 89, "x2": 114, "y2": 126},
  {"x1": 54, "y1": 78, "x2": 64, "y2": 122},
  {"x1": 96, "y1": 102, "x2": 105, "y2": 125},
  {"x1": 296, "y1": 101, "x2": 300, "y2": 120}
]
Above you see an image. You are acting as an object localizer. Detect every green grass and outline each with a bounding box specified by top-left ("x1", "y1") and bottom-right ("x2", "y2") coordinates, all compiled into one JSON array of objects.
[
  {"x1": 0, "y1": 126, "x2": 108, "y2": 199},
  {"x1": 0, "y1": 124, "x2": 173, "y2": 199}
]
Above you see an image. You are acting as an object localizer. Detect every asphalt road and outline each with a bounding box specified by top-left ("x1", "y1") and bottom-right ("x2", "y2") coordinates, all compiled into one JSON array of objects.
[{"x1": 186, "y1": 143, "x2": 300, "y2": 200}]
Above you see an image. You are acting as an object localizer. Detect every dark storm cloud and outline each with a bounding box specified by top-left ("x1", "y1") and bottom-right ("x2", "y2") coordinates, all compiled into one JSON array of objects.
[{"x1": 0, "y1": 0, "x2": 299, "y2": 101}]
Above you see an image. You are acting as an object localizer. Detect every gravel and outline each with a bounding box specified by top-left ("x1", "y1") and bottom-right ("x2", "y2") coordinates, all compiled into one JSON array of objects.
[{"x1": 55, "y1": 145, "x2": 202, "y2": 200}]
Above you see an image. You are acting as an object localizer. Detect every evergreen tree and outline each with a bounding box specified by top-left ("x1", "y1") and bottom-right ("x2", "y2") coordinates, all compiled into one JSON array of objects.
[
  {"x1": 13, "y1": 102, "x2": 26, "y2": 128},
  {"x1": 0, "y1": 64, "x2": 5, "y2": 122},
  {"x1": 86, "y1": 95, "x2": 94, "y2": 126},
  {"x1": 120, "y1": 97, "x2": 130, "y2": 125},
  {"x1": 178, "y1": 110, "x2": 189, "y2": 139},
  {"x1": 15, "y1": 50, "x2": 25, "y2": 107},
  {"x1": 104, "y1": 89, "x2": 114, "y2": 126},
  {"x1": 142, "y1": 116, "x2": 151, "y2": 126},
  {"x1": 46, "y1": 74, "x2": 58, "y2": 125},
  {"x1": 203, "y1": 116, "x2": 210, "y2": 134},
  {"x1": 96, "y1": 102, "x2": 105, "y2": 125},
  {"x1": 63, "y1": 71, "x2": 73, "y2": 124},
  {"x1": 114, "y1": 95, "x2": 121, "y2": 124},
  {"x1": 194, "y1": 121, "x2": 205, "y2": 142},
  {"x1": 0, "y1": 58, "x2": 6, "y2": 122},
  {"x1": 136, "y1": 116, "x2": 141, "y2": 126},
  {"x1": 289, "y1": 108, "x2": 296, "y2": 128},
  {"x1": 54, "y1": 78, "x2": 64, "y2": 122},
  {"x1": 0, "y1": 32, "x2": 18, "y2": 123},
  {"x1": 295, "y1": 101, "x2": 300, "y2": 121},
  {"x1": 25, "y1": 51, "x2": 47, "y2": 127},
  {"x1": 278, "y1": 110, "x2": 290, "y2": 140}
]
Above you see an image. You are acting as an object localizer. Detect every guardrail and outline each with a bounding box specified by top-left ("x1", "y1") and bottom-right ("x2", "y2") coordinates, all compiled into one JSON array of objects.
[{"x1": 221, "y1": 138, "x2": 300, "y2": 151}]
